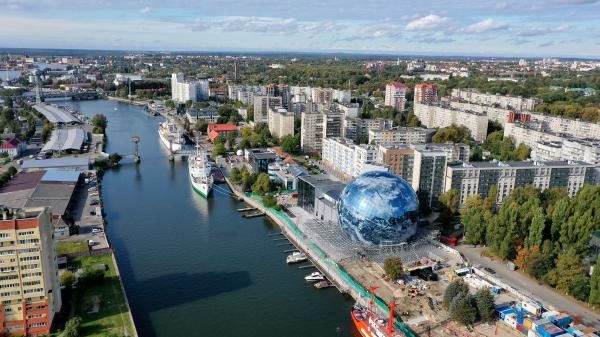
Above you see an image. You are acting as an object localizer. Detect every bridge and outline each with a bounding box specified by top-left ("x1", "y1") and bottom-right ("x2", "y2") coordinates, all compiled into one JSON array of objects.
[
  {"x1": 168, "y1": 149, "x2": 196, "y2": 161},
  {"x1": 30, "y1": 91, "x2": 100, "y2": 101}
]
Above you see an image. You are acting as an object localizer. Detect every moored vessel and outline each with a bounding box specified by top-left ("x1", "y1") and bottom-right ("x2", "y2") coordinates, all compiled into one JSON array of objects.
[
  {"x1": 158, "y1": 118, "x2": 184, "y2": 151},
  {"x1": 286, "y1": 251, "x2": 307, "y2": 264},
  {"x1": 351, "y1": 290, "x2": 404, "y2": 337},
  {"x1": 188, "y1": 144, "x2": 213, "y2": 199}
]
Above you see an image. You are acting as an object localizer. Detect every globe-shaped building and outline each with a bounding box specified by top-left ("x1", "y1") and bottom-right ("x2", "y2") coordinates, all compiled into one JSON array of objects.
[{"x1": 338, "y1": 171, "x2": 419, "y2": 246}]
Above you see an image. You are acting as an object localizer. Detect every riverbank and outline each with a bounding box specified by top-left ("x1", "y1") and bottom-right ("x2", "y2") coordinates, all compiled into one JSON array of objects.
[
  {"x1": 106, "y1": 96, "x2": 148, "y2": 106},
  {"x1": 221, "y1": 172, "x2": 417, "y2": 337}
]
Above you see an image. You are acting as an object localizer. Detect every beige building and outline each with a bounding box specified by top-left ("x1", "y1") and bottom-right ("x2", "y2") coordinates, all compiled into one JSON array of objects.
[
  {"x1": 268, "y1": 108, "x2": 295, "y2": 138},
  {"x1": 253, "y1": 95, "x2": 283, "y2": 124},
  {"x1": 0, "y1": 207, "x2": 61, "y2": 336},
  {"x1": 368, "y1": 127, "x2": 433, "y2": 146},
  {"x1": 300, "y1": 111, "x2": 343, "y2": 154},
  {"x1": 414, "y1": 102, "x2": 489, "y2": 142},
  {"x1": 451, "y1": 88, "x2": 540, "y2": 111}
]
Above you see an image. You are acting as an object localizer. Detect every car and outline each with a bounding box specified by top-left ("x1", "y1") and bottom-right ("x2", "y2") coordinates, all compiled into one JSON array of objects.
[
  {"x1": 483, "y1": 267, "x2": 496, "y2": 275},
  {"x1": 88, "y1": 239, "x2": 96, "y2": 246},
  {"x1": 88, "y1": 187, "x2": 97, "y2": 192},
  {"x1": 89, "y1": 199, "x2": 100, "y2": 206},
  {"x1": 92, "y1": 228, "x2": 103, "y2": 233}
]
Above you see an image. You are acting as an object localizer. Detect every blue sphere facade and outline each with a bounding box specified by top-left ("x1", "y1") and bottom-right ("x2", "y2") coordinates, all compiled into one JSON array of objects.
[{"x1": 338, "y1": 171, "x2": 419, "y2": 246}]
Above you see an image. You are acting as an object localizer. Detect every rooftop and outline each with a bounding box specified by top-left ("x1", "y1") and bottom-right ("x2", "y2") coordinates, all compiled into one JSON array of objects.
[
  {"x1": 0, "y1": 138, "x2": 22, "y2": 149},
  {"x1": 208, "y1": 124, "x2": 238, "y2": 132},
  {"x1": 21, "y1": 157, "x2": 90, "y2": 170},
  {"x1": 41, "y1": 170, "x2": 81, "y2": 183},
  {"x1": 0, "y1": 171, "x2": 45, "y2": 193},
  {"x1": 42, "y1": 128, "x2": 86, "y2": 152},
  {"x1": 449, "y1": 159, "x2": 593, "y2": 169},
  {"x1": 33, "y1": 103, "x2": 81, "y2": 124}
]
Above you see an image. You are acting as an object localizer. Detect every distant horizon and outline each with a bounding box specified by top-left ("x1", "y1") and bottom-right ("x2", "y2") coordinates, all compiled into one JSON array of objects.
[
  {"x1": 1, "y1": 47, "x2": 599, "y2": 61},
  {"x1": 1, "y1": 0, "x2": 598, "y2": 59}
]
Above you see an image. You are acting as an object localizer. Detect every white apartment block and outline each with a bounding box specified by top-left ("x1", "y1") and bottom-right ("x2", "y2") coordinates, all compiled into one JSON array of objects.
[
  {"x1": 300, "y1": 111, "x2": 343, "y2": 154},
  {"x1": 368, "y1": 127, "x2": 431, "y2": 146},
  {"x1": 228, "y1": 84, "x2": 266, "y2": 105},
  {"x1": 268, "y1": 108, "x2": 295, "y2": 138},
  {"x1": 451, "y1": 88, "x2": 541, "y2": 111},
  {"x1": 528, "y1": 113, "x2": 600, "y2": 141},
  {"x1": 171, "y1": 73, "x2": 209, "y2": 103},
  {"x1": 414, "y1": 102, "x2": 489, "y2": 142},
  {"x1": 449, "y1": 100, "x2": 511, "y2": 126},
  {"x1": 322, "y1": 138, "x2": 387, "y2": 180},
  {"x1": 445, "y1": 160, "x2": 599, "y2": 205},
  {"x1": 343, "y1": 118, "x2": 393, "y2": 142}
]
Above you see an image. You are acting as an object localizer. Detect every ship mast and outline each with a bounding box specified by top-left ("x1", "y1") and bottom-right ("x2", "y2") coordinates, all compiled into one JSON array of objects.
[{"x1": 388, "y1": 302, "x2": 395, "y2": 335}]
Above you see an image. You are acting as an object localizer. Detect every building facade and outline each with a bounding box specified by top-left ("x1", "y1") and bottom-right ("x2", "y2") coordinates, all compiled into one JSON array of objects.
[
  {"x1": 384, "y1": 82, "x2": 410, "y2": 112},
  {"x1": 445, "y1": 160, "x2": 600, "y2": 205},
  {"x1": 0, "y1": 207, "x2": 61, "y2": 336},
  {"x1": 322, "y1": 138, "x2": 387, "y2": 181},
  {"x1": 414, "y1": 83, "x2": 438, "y2": 104},
  {"x1": 253, "y1": 96, "x2": 283, "y2": 124},
  {"x1": 268, "y1": 108, "x2": 295, "y2": 138},
  {"x1": 368, "y1": 127, "x2": 433, "y2": 146},
  {"x1": 171, "y1": 73, "x2": 209, "y2": 103},
  {"x1": 414, "y1": 102, "x2": 489, "y2": 142},
  {"x1": 451, "y1": 88, "x2": 541, "y2": 111}
]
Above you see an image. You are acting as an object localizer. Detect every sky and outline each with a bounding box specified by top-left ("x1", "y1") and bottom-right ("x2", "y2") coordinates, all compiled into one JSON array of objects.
[{"x1": 0, "y1": 0, "x2": 599, "y2": 58}]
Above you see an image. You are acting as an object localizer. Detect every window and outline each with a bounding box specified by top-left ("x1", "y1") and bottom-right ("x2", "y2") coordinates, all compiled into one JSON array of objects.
[
  {"x1": 23, "y1": 288, "x2": 43, "y2": 295},
  {"x1": 20, "y1": 264, "x2": 39, "y2": 271},
  {"x1": 0, "y1": 233, "x2": 12, "y2": 239},
  {"x1": 0, "y1": 250, "x2": 15, "y2": 256},
  {"x1": 18, "y1": 231, "x2": 35, "y2": 236},
  {"x1": 18, "y1": 239, "x2": 39, "y2": 245},
  {"x1": 0, "y1": 283, "x2": 19, "y2": 289},
  {"x1": 18, "y1": 248, "x2": 39, "y2": 254},
  {"x1": 21, "y1": 272, "x2": 42, "y2": 278},
  {"x1": 19, "y1": 256, "x2": 40, "y2": 262},
  {"x1": 22, "y1": 280, "x2": 41, "y2": 287},
  {"x1": 27, "y1": 322, "x2": 47, "y2": 328}
]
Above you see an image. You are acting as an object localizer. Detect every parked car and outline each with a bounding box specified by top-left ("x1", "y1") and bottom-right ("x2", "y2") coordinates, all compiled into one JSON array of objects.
[
  {"x1": 89, "y1": 199, "x2": 100, "y2": 206},
  {"x1": 88, "y1": 239, "x2": 95, "y2": 246},
  {"x1": 92, "y1": 228, "x2": 103, "y2": 234},
  {"x1": 483, "y1": 267, "x2": 496, "y2": 275},
  {"x1": 88, "y1": 187, "x2": 97, "y2": 192}
]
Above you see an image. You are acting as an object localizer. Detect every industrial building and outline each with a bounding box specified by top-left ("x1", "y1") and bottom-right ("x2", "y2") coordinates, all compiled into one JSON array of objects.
[
  {"x1": 32, "y1": 104, "x2": 81, "y2": 125},
  {"x1": 41, "y1": 128, "x2": 86, "y2": 154}
]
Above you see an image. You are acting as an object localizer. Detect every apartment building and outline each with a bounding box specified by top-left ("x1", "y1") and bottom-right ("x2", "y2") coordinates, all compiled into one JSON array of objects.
[
  {"x1": 384, "y1": 82, "x2": 410, "y2": 112},
  {"x1": 448, "y1": 100, "x2": 511, "y2": 126},
  {"x1": 300, "y1": 111, "x2": 343, "y2": 154},
  {"x1": 451, "y1": 88, "x2": 541, "y2": 111},
  {"x1": 528, "y1": 113, "x2": 600, "y2": 141},
  {"x1": 368, "y1": 127, "x2": 434, "y2": 146},
  {"x1": 414, "y1": 83, "x2": 438, "y2": 104},
  {"x1": 171, "y1": 73, "x2": 209, "y2": 103},
  {"x1": 377, "y1": 145, "x2": 447, "y2": 208},
  {"x1": 322, "y1": 138, "x2": 387, "y2": 181},
  {"x1": 445, "y1": 160, "x2": 599, "y2": 205},
  {"x1": 228, "y1": 84, "x2": 266, "y2": 105},
  {"x1": 0, "y1": 207, "x2": 61, "y2": 336},
  {"x1": 253, "y1": 95, "x2": 283, "y2": 124},
  {"x1": 343, "y1": 118, "x2": 393, "y2": 143},
  {"x1": 268, "y1": 108, "x2": 294, "y2": 138},
  {"x1": 504, "y1": 122, "x2": 600, "y2": 164},
  {"x1": 414, "y1": 102, "x2": 489, "y2": 142}
]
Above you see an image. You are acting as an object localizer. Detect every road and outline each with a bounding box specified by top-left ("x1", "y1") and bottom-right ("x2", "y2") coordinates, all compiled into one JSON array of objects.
[{"x1": 457, "y1": 245, "x2": 600, "y2": 327}]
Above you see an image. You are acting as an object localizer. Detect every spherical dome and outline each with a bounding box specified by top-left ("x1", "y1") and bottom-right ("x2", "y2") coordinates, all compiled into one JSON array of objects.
[{"x1": 338, "y1": 171, "x2": 419, "y2": 246}]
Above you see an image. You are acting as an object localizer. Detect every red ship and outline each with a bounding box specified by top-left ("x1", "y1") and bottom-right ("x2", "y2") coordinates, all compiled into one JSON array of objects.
[{"x1": 351, "y1": 288, "x2": 405, "y2": 337}]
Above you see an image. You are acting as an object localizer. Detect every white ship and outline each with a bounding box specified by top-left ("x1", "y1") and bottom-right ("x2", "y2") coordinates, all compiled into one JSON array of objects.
[
  {"x1": 286, "y1": 252, "x2": 307, "y2": 264},
  {"x1": 188, "y1": 145, "x2": 213, "y2": 199},
  {"x1": 158, "y1": 118, "x2": 184, "y2": 152}
]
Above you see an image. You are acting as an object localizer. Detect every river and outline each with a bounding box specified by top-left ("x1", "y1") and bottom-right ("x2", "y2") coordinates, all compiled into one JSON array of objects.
[{"x1": 63, "y1": 99, "x2": 357, "y2": 337}]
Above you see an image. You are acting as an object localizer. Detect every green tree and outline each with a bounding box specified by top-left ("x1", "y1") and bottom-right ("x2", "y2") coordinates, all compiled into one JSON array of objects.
[
  {"x1": 280, "y1": 134, "x2": 300, "y2": 155},
  {"x1": 449, "y1": 292, "x2": 478, "y2": 326},
  {"x1": 165, "y1": 99, "x2": 175, "y2": 109},
  {"x1": 443, "y1": 279, "x2": 470, "y2": 309},
  {"x1": 195, "y1": 120, "x2": 208, "y2": 133},
  {"x1": 252, "y1": 173, "x2": 273, "y2": 196},
  {"x1": 92, "y1": 114, "x2": 108, "y2": 134},
  {"x1": 263, "y1": 194, "x2": 280, "y2": 210},
  {"x1": 547, "y1": 248, "x2": 588, "y2": 299},
  {"x1": 212, "y1": 142, "x2": 226, "y2": 159},
  {"x1": 589, "y1": 255, "x2": 600, "y2": 308},
  {"x1": 461, "y1": 195, "x2": 492, "y2": 245},
  {"x1": 383, "y1": 257, "x2": 404, "y2": 280},
  {"x1": 60, "y1": 271, "x2": 76, "y2": 290},
  {"x1": 475, "y1": 289, "x2": 496, "y2": 323},
  {"x1": 432, "y1": 124, "x2": 472, "y2": 144},
  {"x1": 64, "y1": 316, "x2": 82, "y2": 337},
  {"x1": 525, "y1": 207, "x2": 546, "y2": 248}
]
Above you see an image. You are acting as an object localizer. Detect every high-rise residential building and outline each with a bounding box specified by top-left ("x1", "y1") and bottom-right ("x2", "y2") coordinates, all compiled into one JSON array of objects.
[
  {"x1": 377, "y1": 145, "x2": 446, "y2": 208},
  {"x1": 343, "y1": 118, "x2": 393, "y2": 143},
  {"x1": 268, "y1": 108, "x2": 295, "y2": 138},
  {"x1": 445, "y1": 160, "x2": 600, "y2": 205},
  {"x1": 414, "y1": 102, "x2": 489, "y2": 142},
  {"x1": 414, "y1": 83, "x2": 439, "y2": 104},
  {"x1": 0, "y1": 207, "x2": 61, "y2": 336},
  {"x1": 451, "y1": 88, "x2": 541, "y2": 111},
  {"x1": 171, "y1": 73, "x2": 209, "y2": 103},
  {"x1": 253, "y1": 95, "x2": 283, "y2": 124},
  {"x1": 384, "y1": 82, "x2": 411, "y2": 112},
  {"x1": 228, "y1": 84, "x2": 266, "y2": 105},
  {"x1": 322, "y1": 138, "x2": 387, "y2": 181},
  {"x1": 368, "y1": 127, "x2": 434, "y2": 146},
  {"x1": 300, "y1": 111, "x2": 343, "y2": 154}
]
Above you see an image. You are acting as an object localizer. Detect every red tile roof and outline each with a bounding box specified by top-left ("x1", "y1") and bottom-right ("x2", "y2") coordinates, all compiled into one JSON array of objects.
[
  {"x1": 387, "y1": 82, "x2": 411, "y2": 91},
  {"x1": 207, "y1": 124, "x2": 238, "y2": 132},
  {"x1": 0, "y1": 138, "x2": 22, "y2": 149}
]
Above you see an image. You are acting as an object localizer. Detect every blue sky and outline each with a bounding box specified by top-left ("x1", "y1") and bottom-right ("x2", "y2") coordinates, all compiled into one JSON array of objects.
[{"x1": 0, "y1": 0, "x2": 599, "y2": 57}]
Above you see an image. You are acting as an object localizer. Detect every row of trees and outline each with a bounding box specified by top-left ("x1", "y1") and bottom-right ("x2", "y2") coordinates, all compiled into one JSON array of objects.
[
  {"x1": 443, "y1": 280, "x2": 496, "y2": 326},
  {"x1": 462, "y1": 185, "x2": 600, "y2": 304}
]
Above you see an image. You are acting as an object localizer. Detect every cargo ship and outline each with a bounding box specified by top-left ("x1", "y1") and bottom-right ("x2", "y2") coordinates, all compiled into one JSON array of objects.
[
  {"x1": 351, "y1": 290, "x2": 404, "y2": 337},
  {"x1": 188, "y1": 145, "x2": 213, "y2": 198},
  {"x1": 158, "y1": 118, "x2": 184, "y2": 152}
]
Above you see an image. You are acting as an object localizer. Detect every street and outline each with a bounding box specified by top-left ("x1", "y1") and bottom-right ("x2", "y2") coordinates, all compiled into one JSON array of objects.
[{"x1": 457, "y1": 245, "x2": 600, "y2": 327}]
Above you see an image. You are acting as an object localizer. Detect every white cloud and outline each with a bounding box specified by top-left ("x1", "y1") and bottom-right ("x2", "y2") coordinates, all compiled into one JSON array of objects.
[
  {"x1": 516, "y1": 24, "x2": 571, "y2": 36},
  {"x1": 405, "y1": 14, "x2": 449, "y2": 31},
  {"x1": 140, "y1": 6, "x2": 151, "y2": 14},
  {"x1": 355, "y1": 21, "x2": 403, "y2": 39},
  {"x1": 464, "y1": 18, "x2": 509, "y2": 33}
]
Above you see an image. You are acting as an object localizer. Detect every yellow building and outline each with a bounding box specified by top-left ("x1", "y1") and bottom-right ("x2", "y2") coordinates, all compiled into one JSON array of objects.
[{"x1": 0, "y1": 207, "x2": 61, "y2": 336}]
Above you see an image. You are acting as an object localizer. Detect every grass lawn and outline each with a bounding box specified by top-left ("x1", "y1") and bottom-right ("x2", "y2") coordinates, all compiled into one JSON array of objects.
[
  {"x1": 71, "y1": 255, "x2": 135, "y2": 337},
  {"x1": 57, "y1": 240, "x2": 89, "y2": 255}
]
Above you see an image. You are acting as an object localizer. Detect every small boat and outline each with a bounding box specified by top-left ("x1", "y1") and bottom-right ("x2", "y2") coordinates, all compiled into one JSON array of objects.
[
  {"x1": 305, "y1": 272, "x2": 325, "y2": 282},
  {"x1": 286, "y1": 252, "x2": 307, "y2": 264},
  {"x1": 114, "y1": 107, "x2": 118, "y2": 111},
  {"x1": 314, "y1": 280, "x2": 333, "y2": 289}
]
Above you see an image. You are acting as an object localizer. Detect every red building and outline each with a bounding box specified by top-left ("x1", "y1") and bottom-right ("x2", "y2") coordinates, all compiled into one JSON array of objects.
[{"x1": 207, "y1": 124, "x2": 238, "y2": 143}]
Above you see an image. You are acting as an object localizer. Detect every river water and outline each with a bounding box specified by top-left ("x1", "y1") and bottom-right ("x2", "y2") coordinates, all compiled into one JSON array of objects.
[{"x1": 63, "y1": 99, "x2": 357, "y2": 337}]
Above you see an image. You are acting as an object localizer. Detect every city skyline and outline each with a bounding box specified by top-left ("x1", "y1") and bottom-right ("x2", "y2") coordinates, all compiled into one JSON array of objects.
[{"x1": 0, "y1": 0, "x2": 599, "y2": 58}]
